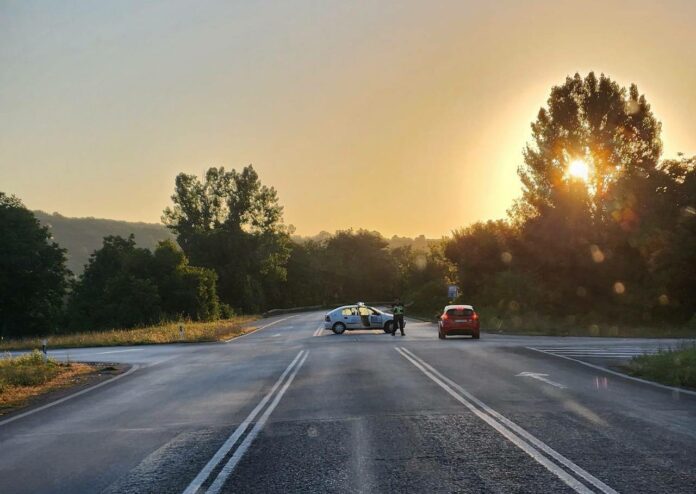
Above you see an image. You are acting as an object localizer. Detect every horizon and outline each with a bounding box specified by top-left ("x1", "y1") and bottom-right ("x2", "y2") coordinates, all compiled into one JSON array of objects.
[
  {"x1": 2, "y1": 1, "x2": 696, "y2": 237},
  {"x1": 34, "y1": 208, "x2": 441, "y2": 240}
]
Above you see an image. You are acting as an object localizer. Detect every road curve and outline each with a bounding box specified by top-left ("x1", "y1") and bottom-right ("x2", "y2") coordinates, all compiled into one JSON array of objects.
[{"x1": 0, "y1": 312, "x2": 694, "y2": 493}]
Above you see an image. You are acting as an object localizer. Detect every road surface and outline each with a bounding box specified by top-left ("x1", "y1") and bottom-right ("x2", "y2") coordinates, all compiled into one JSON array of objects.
[{"x1": 1, "y1": 312, "x2": 695, "y2": 493}]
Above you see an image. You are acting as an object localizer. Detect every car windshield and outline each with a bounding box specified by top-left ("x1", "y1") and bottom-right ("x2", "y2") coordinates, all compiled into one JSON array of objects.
[{"x1": 2, "y1": 3, "x2": 694, "y2": 493}]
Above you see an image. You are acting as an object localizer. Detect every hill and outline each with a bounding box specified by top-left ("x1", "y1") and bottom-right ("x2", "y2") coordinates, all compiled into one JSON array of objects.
[{"x1": 34, "y1": 211, "x2": 173, "y2": 275}]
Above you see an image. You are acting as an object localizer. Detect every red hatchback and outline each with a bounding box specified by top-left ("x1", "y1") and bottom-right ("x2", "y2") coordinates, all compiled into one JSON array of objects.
[{"x1": 438, "y1": 305, "x2": 480, "y2": 339}]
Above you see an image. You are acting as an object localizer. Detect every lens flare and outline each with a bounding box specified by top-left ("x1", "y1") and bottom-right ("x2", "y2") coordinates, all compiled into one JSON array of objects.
[{"x1": 568, "y1": 159, "x2": 590, "y2": 182}]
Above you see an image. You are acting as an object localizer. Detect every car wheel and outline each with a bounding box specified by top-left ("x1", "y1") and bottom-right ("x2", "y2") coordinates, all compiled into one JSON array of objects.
[
  {"x1": 384, "y1": 321, "x2": 394, "y2": 333},
  {"x1": 438, "y1": 330, "x2": 446, "y2": 339},
  {"x1": 332, "y1": 322, "x2": 347, "y2": 334},
  {"x1": 472, "y1": 332, "x2": 480, "y2": 339}
]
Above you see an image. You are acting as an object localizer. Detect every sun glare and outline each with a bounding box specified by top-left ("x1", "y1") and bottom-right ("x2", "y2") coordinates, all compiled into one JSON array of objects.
[{"x1": 568, "y1": 159, "x2": 590, "y2": 182}]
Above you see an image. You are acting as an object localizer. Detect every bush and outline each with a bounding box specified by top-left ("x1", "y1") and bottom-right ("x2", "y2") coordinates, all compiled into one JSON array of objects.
[
  {"x1": 0, "y1": 351, "x2": 61, "y2": 389},
  {"x1": 67, "y1": 236, "x2": 221, "y2": 331}
]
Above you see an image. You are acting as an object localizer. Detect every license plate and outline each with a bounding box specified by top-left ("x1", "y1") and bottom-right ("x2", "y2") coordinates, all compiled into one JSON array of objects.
[{"x1": 455, "y1": 319, "x2": 466, "y2": 323}]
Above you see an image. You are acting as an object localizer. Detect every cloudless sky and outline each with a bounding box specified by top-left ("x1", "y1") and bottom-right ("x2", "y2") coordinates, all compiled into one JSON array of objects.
[{"x1": 1, "y1": 0, "x2": 695, "y2": 237}]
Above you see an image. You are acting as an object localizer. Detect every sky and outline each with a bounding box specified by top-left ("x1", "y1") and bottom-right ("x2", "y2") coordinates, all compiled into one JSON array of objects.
[{"x1": 1, "y1": 0, "x2": 695, "y2": 237}]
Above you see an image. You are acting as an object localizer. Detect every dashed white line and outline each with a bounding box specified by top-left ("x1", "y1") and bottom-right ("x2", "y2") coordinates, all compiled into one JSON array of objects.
[
  {"x1": 95, "y1": 348, "x2": 145, "y2": 355},
  {"x1": 224, "y1": 315, "x2": 298, "y2": 343}
]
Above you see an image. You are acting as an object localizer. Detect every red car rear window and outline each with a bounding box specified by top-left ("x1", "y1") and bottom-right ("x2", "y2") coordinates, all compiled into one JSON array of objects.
[{"x1": 446, "y1": 308, "x2": 474, "y2": 317}]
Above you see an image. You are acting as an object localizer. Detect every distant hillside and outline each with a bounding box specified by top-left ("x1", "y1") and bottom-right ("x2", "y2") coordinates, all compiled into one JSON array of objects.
[
  {"x1": 32, "y1": 211, "x2": 438, "y2": 275},
  {"x1": 34, "y1": 211, "x2": 173, "y2": 275},
  {"x1": 292, "y1": 231, "x2": 438, "y2": 251}
]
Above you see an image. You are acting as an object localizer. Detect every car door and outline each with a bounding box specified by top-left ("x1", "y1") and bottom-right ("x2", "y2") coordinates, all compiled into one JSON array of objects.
[
  {"x1": 368, "y1": 307, "x2": 383, "y2": 328},
  {"x1": 340, "y1": 307, "x2": 361, "y2": 329}
]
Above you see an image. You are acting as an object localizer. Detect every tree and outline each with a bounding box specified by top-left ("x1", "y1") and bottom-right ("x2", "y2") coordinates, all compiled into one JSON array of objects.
[
  {"x1": 0, "y1": 193, "x2": 70, "y2": 337},
  {"x1": 518, "y1": 72, "x2": 661, "y2": 220},
  {"x1": 67, "y1": 236, "x2": 220, "y2": 330},
  {"x1": 443, "y1": 73, "x2": 696, "y2": 328},
  {"x1": 163, "y1": 165, "x2": 290, "y2": 312},
  {"x1": 321, "y1": 230, "x2": 397, "y2": 302}
]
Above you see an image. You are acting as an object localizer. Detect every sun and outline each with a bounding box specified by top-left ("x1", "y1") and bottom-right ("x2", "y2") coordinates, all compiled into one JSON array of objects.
[{"x1": 567, "y1": 159, "x2": 590, "y2": 182}]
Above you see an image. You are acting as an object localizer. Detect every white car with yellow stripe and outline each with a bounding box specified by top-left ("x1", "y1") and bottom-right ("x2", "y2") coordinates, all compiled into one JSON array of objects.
[{"x1": 323, "y1": 303, "x2": 394, "y2": 334}]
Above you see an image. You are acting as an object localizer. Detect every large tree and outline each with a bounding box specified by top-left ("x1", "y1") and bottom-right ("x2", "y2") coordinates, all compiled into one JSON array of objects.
[
  {"x1": 163, "y1": 165, "x2": 290, "y2": 312},
  {"x1": 0, "y1": 193, "x2": 70, "y2": 337},
  {"x1": 518, "y1": 72, "x2": 662, "y2": 220}
]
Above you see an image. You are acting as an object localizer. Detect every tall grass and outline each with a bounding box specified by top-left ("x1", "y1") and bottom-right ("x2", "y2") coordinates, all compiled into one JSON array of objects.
[
  {"x1": 625, "y1": 344, "x2": 696, "y2": 388},
  {"x1": 0, "y1": 351, "x2": 61, "y2": 391},
  {"x1": 0, "y1": 351, "x2": 93, "y2": 412},
  {"x1": 0, "y1": 316, "x2": 257, "y2": 352}
]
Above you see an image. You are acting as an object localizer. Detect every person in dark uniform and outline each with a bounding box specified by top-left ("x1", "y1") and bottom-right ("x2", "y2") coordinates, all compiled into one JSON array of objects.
[{"x1": 391, "y1": 298, "x2": 405, "y2": 336}]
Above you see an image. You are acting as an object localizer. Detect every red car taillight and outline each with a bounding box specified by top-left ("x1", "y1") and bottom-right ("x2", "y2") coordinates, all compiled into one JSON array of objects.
[{"x1": 472, "y1": 313, "x2": 479, "y2": 320}]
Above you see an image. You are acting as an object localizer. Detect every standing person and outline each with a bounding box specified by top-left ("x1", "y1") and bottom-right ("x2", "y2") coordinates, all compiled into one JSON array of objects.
[{"x1": 391, "y1": 298, "x2": 405, "y2": 336}]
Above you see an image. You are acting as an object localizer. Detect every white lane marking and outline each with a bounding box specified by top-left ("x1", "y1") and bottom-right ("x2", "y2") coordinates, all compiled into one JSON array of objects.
[
  {"x1": 551, "y1": 354, "x2": 645, "y2": 358},
  {"x1": 397, "y1": 347, "x2": 617, "y2": 494},
  {"x1": 516, "y1": 372, "x2": 567, "y2": 389},
  {"x1": 312, "y1": 326, "x2": 324, "y2": 337},
  {"x1": 272, "y1": 334, "x2": 281, "y2": 337},
  {"x1": 224, "y1": 315, "x2": 298, "y2": 343},
  {"x1": 182, "y1": 350, "x2": 305, "y2": 494},
  {"x1": 0, "y1": 364, "x2": 140, "y2": 428},
  {"x1": 95, "y1": 348, "x2": 145, "y2": 355},
  {"x1": 207, "y1": 351, "x2": 310, "y2": 494},
  {"x1": 527, "y1": 347, "x2": 696, "y2": 397}
]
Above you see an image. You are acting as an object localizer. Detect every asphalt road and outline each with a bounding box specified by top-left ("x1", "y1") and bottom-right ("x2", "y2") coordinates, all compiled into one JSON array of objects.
[{"x1": 1, "y1": 312, "x2": 695, "y2": 493}]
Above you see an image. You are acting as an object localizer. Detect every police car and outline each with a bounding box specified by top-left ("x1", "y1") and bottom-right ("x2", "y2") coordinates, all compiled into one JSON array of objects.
[{"x1": 323, "y1": 303, "x2": 395, "y2": 334}]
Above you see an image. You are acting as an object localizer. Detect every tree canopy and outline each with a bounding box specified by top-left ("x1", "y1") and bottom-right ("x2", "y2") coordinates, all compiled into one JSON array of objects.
[
  {"x1": 446, "y1": 73, "x2": 696, "y2": 327},
  {"x1": 0, "y1": 193, "x2": 70, "y2": 338},
  {"x1": 66, "y1": 236, "x2": 220, "y2": 331},
  {"x1": 163, "y1": 165, "x2": 291, "y2": 312}
]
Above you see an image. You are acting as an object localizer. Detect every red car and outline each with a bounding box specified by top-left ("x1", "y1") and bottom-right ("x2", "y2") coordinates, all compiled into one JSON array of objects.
[{"x1": 438, "y1": 305, "x2": 480, "y2": 339}]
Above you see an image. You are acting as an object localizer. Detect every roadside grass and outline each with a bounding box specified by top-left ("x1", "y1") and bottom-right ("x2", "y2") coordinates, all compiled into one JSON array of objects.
[
  {"x1": 0, "y1": 351, "x2": 93, "y2": 413},
  {"x1": 0, "y1": 316, "x2": 258, "y2": 352},
  {"x1": 624, "y1": 345, "x2": 696, "y2": 389},
  {"x1": 476, "y1": 309, "x2": 696, "y2": 338}
]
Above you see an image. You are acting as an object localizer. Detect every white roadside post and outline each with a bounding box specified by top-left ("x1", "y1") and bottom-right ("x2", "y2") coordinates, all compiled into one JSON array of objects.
[
  {"x1": 179, "y1": 324, "x2": 185, "y2": 341},
  {"x1": 41, "y1": 338, "x2": 48, "y2": 361}
]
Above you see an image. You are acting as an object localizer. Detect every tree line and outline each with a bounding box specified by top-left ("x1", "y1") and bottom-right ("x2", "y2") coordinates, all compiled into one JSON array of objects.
[
  {"x1": 445, "y1": 73, "x2": 696, "y2": 328},
  {"x1": 1, "y1": 72, "x2": 694, "y2": 338}
]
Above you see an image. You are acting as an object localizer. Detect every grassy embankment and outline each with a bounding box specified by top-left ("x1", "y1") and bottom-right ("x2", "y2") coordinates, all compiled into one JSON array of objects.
[
  {"x1": 0, "y1": 351, "x2": 94, "y2": 413},
  {"x1": 0, "y1": 315, "x2": 258, "y2": 352},
  {"x1": 624, "y1": 345, "x2": 696, "y2": 389}
]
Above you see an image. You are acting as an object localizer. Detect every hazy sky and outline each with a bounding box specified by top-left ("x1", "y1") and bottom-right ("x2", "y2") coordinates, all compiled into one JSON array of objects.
[{"x1": 1, "y1": 1, "x2": 695, "y2": 237}]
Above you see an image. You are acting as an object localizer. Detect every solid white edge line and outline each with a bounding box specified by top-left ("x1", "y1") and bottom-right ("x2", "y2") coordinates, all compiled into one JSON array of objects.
[
  {"x1": 527, "y1": 347, "x2": 696, "y2": 397},
  {"x1": 182, "y1": 350, "x2": 305, "y2": 494},
  {"x1": 224, "y1": 315, "x2": 298, "y2": 343},
  {"x1": 394, "y1": 347, "x2": 596, "y2": 494},
  {"x1": 400, "y1": 347, "x2": 618, "y2": 494},
  {"x1": 207, "y1": 350, "x2": 310, "y2": 494},
  {"x1": 0, "y1": 364, "x2": 140, "y2": 428}
]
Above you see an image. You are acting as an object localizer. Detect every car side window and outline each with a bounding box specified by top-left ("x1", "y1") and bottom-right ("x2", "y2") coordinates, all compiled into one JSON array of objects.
[{"x1": 341, "y1": 308, "x2": 352, "y2": 316}]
